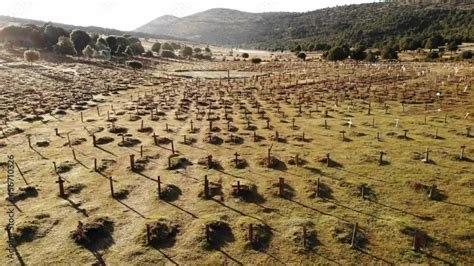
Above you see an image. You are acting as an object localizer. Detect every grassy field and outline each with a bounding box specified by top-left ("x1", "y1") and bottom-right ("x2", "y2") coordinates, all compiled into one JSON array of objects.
[{"x1": 0, "y1": 48, "x2": 473, "y2": 265}]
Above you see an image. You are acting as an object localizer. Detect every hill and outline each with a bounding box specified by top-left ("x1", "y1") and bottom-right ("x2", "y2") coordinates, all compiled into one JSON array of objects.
[
  {"x1": 0, "y1": 15, "x2": 185, "y2": 41},
  {"x1": 135, "y1": 3, "x2": 474, "y2": 49}
]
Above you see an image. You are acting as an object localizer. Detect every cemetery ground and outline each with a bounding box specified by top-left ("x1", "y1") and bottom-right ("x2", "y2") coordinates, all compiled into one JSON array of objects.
[{"x1": 0, "y1": 47, "x2": 473, "y2": 265}]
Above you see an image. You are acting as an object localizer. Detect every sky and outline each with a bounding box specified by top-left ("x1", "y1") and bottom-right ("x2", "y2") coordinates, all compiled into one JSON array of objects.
[{"x1": 0, "y1": 0, "x2": 375, "y2": 31}]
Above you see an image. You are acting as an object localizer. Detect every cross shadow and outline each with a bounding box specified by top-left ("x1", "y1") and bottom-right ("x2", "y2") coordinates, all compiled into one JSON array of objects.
[
  {"x1": 260, "y1": 250, "x2": 285, "y2": 264},
  {"x1": 288, "y1": 198, "x2": 350, "y2": 223},
  {"x1": 134, "y1": 171, "x2": 158, "y2": 182},
  {"x1": 213, "y1": 199, "x2": 274, "y2": 229},
  {"x1": 74, "y1": 158, "x2": 90, "y2": 169},
  {"x1": 95, "y1": 146, "x2": 117, "y2": 156},
  {"x1": 155, "y1": 248, "x2": 179, "y2": 265},
  {"x1": 217, "y1": 248, "x2": 243, "y2": 265},
  {"x1": 436, "y1": 200, "x2": 473, "y2": 211},
  {"x1": 30, "y1": 147, "x2": 47, "y2": 159},
  {"x1": 322, "y1": 199, "x2": 384, "y2": 220},
  {"x1": 14, "y1": 243, "x2": 26, "y2": 266},
  {"x1": 62, "y1": 196, "x2": 89, "y2": 217},
  {"x1": 162, "y1": 201, "x2": 198, "y2": 219},
  {"x1": 355, "y1": 247, "x2": 393, "y2": 265},
  {"x1": 369, "y1": 200, "x2": 433, "y2": 221},
  {"x1": 87, "y1": 249, "x2": 106, "y2": 266},
  {"x1": 114, "y1": 199, "x2": 146, "y2": 219}
]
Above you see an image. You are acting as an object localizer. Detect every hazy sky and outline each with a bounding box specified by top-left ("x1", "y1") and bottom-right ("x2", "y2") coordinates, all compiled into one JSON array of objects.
[{"x1": 0, "y1": 0, "x2": 375, "y2": 31}]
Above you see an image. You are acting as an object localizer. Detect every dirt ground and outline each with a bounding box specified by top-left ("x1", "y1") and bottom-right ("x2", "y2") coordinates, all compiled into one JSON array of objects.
[{"x1": 0, "y1": 47, "x2": 473, "y2": 265}]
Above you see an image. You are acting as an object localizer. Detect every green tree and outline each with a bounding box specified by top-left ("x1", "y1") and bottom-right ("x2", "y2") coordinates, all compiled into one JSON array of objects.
[
  {"x1": 326, "y1": 46, "x2": 349, "y2": 61},
  {"x1": 151, "y1": 42, "x2": 161, "y2": 52},
  {"x1": 381, "y1": 46, "x2": 398, "y2": 60},
  {"x1": 70, "y1": 30, "x2": 91, "y2": 55},
  {"x1": 446, "y1": 41, "x2": 458, "y2": 52},
  {"x1": 350, "y1": 46, "x2": 366, "y2": 61},
  {"x1": 162, "y1": 42, "x2": 174, "y2": 51},
  {"x1": 297, "y1": 52, "x2": 306, "y2": 61},
  {"x1": 182, "y1": 46, "x2": 193, "y2": 57}
]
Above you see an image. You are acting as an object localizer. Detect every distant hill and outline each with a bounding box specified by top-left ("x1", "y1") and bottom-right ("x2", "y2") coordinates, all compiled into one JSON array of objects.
[
  {"x1": 136, "y1": 3, "x2": 474, "y2": 49},
  {"x1": 0, "y1": 15, "x2": 186, "y2": 41}
]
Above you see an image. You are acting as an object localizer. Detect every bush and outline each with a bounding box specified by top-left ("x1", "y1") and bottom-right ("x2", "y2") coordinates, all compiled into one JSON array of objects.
[
  {"x1": 23, "y1": 50, "x2": 40, "y2": 62},
  {"x1": 143, "y1": 50, "x2": 154, "y2": 57},
  {"x1": 461, "y1": 50, "x2": 472, "y2": 59},
  {"x1": 105, "y1": 36, "x2": 118, "y2": 54},
  {"x1": 251, "y1": 58, "x2": 262, "y2": 64},
  {"x1": 205, "y1": 46, "x2": 211, "y2": 53},
  {"x1": 54, "y1": 36, "x2": 76, "y2": 56},
  {"x1": 70, "y1": 30, "x2": 91, "y2": 55},
  {"x1": 128, "y1": 41, "x2": 145, "y2": 55},
  {"x1": 126, "y1": 60, "x2": 143, "y2": 70},
  {"x1": 182, "y1": 46, "x2": 193, "y2": 57},
  {"x1": 365, "y1": 51, "x2": 377, "y2": 62},
  {"x1": 426, "y1": 51, "x2": 439, "y2": 59},
  {"x1": 43, "y1": 24, "x2": 68, "y2": 47},
  {"x1": 242, "y1": 53, "x2": 249, "y2": 58},
  {"x1": 96, "y1": 37, "x2": 109, "y2": 49},
  {"x1": 93, "y1": 49, "x2": 111, "y2": 60},
  {"x1": 381, "y1": 46, "x2": 398, "y2": 60},
  {"x1": 297, "y1": 52, "x2": 306, "y2": 61},
  {"x1": 326, "y1": 46, "x2": 349, "y2": 61},
  {"x1": 82, "y1": 45, "x2": 95, "y2": 58},
  {"x1": 151, "y1": 42, "x2": 161, "y2": 52},
  {"x1": 115, "y1": 36, "x2": 130, "y2": 53},
  {"x1": 194, "y1": 47, "x2": 202, "y2": 53},
  {"x1": 161, "y1": 42, "x2": 173, "y2": 51},
  {"x1": 124, "y1": 46, "x2": 134, "y2": 56},
  {"x1": 170, "y1": 42, "x2": 181, "y2": 50},
  {"x1": 161, "y1": 50, "x2": 176, "y2": 58},
  {"x1": 0, "y1": 25, "x2": 46, "y2": 48},
  {"x1": 350, "y1": 46, "x2": 366, "y2": 61}
]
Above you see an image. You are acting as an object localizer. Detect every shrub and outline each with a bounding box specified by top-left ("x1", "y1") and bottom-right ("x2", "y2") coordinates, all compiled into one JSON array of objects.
[
  {"x1": 242, "y1": 53, "x2": 249, "y2": 58},
  {"x1": 161, "y1": 42, "x2": 173, "y2": 51},
  {"x1": 170, "y1": 42, "x2": 180, "y2": 50},
  {"x1": 182, "y1": 46, "x2": 193, "y2": 57},
  {"x1": 205, "y1": 46, "x2": 211, "y2": 53},
  {"x1": 194, "y1": 47, "x2": 202, "y2": 53},
  {"x1": 350, "y1": 46, "x2": 366, "y2": 61},
  {"x1": 82, "y1": 45, "x2": 95, "y2": 58},
  {"x1": 426, "y1": 51, "x2": 439, "y2": 59},
  {"x1": 161, "y1": 50, "x2": 176, "y2": 58},
  {"x1": 461, "y1": 50, "x2": 472, "y2": 59},
  {"x1": 54, "y1": 36, "x2": 76, "y2": 56},
  {"x1": 96, "y1": 37, "x2": 109, "y2": 49},
  {"x1": 297, "y1": 52, "x2": 306, "y2": 61},
  {"x1": 93, "y1": 49, "x2": 111, "y2": 60},
  {"x1": 124, "y1": 46, "x2": 134, "y2": 56},
  {"x1": 365, "y1": 51, "x2": 377, "y2": 62},
  {"x1": 114, "y1": 37, "x2": 128, "y2": 54},
  {"x1": 105, "y1": 36, "x2": 118, "y2": 53},
  {"x1": 326, "y1": 46, "x2": 349, "y2": 61},
  {"x1": 143, "y1": 50, "x2": 154, "y2": 57},
  {"x1": 0, "y1": 25, "x2": 46, "y2": 48},
  {"x1": 151, "y1": 42, "x2": 161, "y2": 52},
  {"x1": 126, "y1": 60, "x2": 143, "y2": 70},
  {"x1": 127, "y1": 37, "x2": 140, "y2": 44},
  {"x1": 381, "y1": 46, "x2": 398, "y2": 60},
  {"x1": 23, "y1": 50, "x2": 40, "y2": 62},
  {"x1": 128, "y1": 42, "x2": 145, "y2": 55},
  {"x1": 43, "y1": 24, "x2": 68, "y2": 48},
  {"x1": 251, "y1": 58, "x2": 262, "y2": 64},
  {"x1": 70, "y1": 30, "x2": 91, "y2": 55}
]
